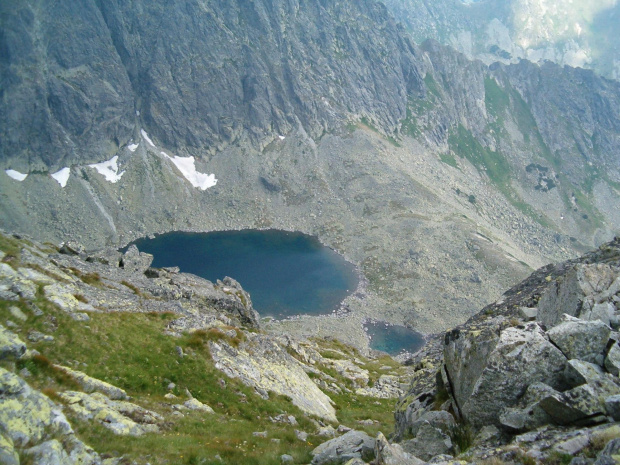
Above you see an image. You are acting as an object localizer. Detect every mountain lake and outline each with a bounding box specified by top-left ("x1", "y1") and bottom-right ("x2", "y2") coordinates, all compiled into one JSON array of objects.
[
  {"x1": 364, "y1": 321, "x2": 425, "y2": 356},
  {"x1": 129, "y1": 229, "x2": 359, "y2": 319}
]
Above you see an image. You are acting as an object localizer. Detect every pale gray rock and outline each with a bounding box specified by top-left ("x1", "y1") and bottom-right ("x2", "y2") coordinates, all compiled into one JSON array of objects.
[
  {"x1": 408, "y1": 410, "x2": 455, "y2": 437},
  {"x1": 537, "y1": 264, "x2": 617, "y2": 328},
  {"x1": 444, "y1": 322, "x2": 568, "y2": 428},
  {"x1": 604, "y1": 343, "x2": 620, "y2": 376},
  {"x1": 183, "y1": 398, "x2": 214, "y2": 414},
  {"x1": 28, "y1": 331, "x2": 54, "y2": 343},
  {"x1": 375, "y1": 432, "x2": 424, "y2": 465},
  {"x1": 53, "y1": 365, "x2": 127, "y2": 400},
  {"x1": 311, "y1": 430, "x2": 375, "y2": 465},
  {"x1": 317, "y1": 425, "x2": 337, "y2": 437},
  {"x1": 499, "y1": 404, "x2": 552, "y2": 433},
  {"x1": 8, "y1": 306, "x2": 27, "y2": 322},
  {"x1": 120, "y1": 245, "x2": 154, "y2": 274},
  {"x1": 342, "y1": 460, "x2": 366, "y2": 465},
  {"x1": 281, "y1": 454, "x2": 294, "y2": 464},
  {"x1": 59, "y1": 391, "x2": 162, "y2": 436},
  {"x1": 565, "y1": 360, "x2": 606, "y2": 388},
  {"x1": 582, "y1": 302, "x2": 615, "y2": 326},
  {"x1": 554, "y1": 433, "x2": 591, "y2": 455},
  {"x1": 402, "y1": 422, "x2": 453, "y2": 461},
  {"x1": 519, "y1": 307, "x2": 538, "y2": 321},
  {"x1": 0, "y1": 325, "x2": 26, "y2": 360},
  {"x1": 295, "y1": 430, "x2": 309, "y2": 441},
  {"x1": 547, "y1": 316, "x2": 610, "y2": 364},
  {"x1": 59, "y1": 241, "x2": 85, "y2": 256}
]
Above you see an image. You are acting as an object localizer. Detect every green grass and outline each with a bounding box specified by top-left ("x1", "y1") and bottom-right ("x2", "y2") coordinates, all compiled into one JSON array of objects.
[
  {"x1": 439, "y1": 152, "x2": 459, "y2": 168},
  {"x1": 448, "y1": 124, "x2": 551, "y2": 227},
  {"x1": 3, "y1": 285, "x2": 396, "y2": 464},
  {"x1": 424, "y1": 73, "x2": 441, "y2": 98},
  {"x1": 484, "y1": 77, "x2": 510, "y2": 118}
]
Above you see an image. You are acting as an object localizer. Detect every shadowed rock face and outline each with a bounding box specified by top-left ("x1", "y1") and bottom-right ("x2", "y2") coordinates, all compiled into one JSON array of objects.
[{"x1": 0, "y1": 0, "x2": 424, "y2": 170}]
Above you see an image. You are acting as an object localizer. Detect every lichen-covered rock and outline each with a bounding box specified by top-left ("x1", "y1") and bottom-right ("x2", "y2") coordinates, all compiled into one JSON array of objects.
[
  {"x1": 0, "y1": 368, "x2": 103, "y2": 463},
  {"x1": 0, "y1": 432, "x2": 18, "y2": 465},
  {"x1": 53, "y1": 365, "x2": 127, "y2": 400},
  {"x1": 565, "y1": 360, "x2": 606, "y2": 388},
  {"x1": 0, "y1": 324, "x2": 26, "y2": 360},
  {"x1": 547, "y1": 316, "x2": 611, "y2": 364},
  {"x1": 24, "y1": 439, "x2": 71, "y2": 464},
  {"x1": 311, "y1": 430, "x2": 375, "y2": 465},
  {"x1": 540, "y1": 377, "x2": 620, "y2": 425},
  {"x1": 0, "y1": 367, "x2": 72, "y2": 447},
  {"x1": 445, "y1": 322, "x2": 568, "y2": 428},
  {"x1": 59, "y1": 391, "x2": 162, "y2": 436},
  {"x1": 210, "y1": 334, "x2": 337, "y2": 422}
]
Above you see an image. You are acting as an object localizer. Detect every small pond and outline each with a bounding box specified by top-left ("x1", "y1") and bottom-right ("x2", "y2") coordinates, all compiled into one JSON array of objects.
[
  {"x1": 364, "y1": 321, "x2": 425, "y2": 356},
  {"x1": 129, "y1": 230, "x2": 358, "y2": 319}
]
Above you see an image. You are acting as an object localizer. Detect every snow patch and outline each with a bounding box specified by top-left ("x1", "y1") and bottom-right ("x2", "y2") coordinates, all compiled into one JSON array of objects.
[
  {"x1": 161, "y1": 151, "x2": 217, "y2": 190},
  {"x1": 5, "y1": 169, "x2": 28, "y2": 181},
  {"x1": 88, "y1": 156, "x2": 125, "y2": 183},
  {"x1": 128, "y1": 143, "x2": 139, "y2": 152},
  {"x1": 278, "y1": 135, "x2": 286, "y2": 140},
  {"x1": 141, "y1": 129, "x2": 156, "y2": 147},
  {"x1": 51, "y1": 167, "x2": 70, "y2": 188}
]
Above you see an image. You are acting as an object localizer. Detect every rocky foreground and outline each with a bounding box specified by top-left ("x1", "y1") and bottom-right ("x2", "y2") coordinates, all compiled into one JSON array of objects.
[{"x1": 1, "y1": 230, "x2": 620, "y2": 464}]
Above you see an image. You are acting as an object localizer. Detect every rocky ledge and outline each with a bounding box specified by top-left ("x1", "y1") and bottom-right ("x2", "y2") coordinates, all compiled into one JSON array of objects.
[{"x1": 383, "y1": 237, "x2": 620, "y2": 464}]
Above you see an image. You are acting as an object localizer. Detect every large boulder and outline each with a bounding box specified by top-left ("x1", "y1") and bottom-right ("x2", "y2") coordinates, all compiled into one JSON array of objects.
[
  {"x1": 537, "y1": 264, "x2": 617, "y2": 328},
  {"x1": 311, "y1": 430, "x2": 375, "y2": 465},
  {"x1": 547, "y1": 316, "x2": 611, "y2": 364},
  {"x1": 444, "y1": 322, "x2": 568, "y2": 428},
  {"x1": 210, "y1": 334, "x2": 337, "y2": 422},
  {"x1": 120, "y1": 245, "x2": 154, "y2": 274},
  {"x1": 539, "y1": 376, "x2": 620, "y2": 425},
  {"x1": 375, "y1": 432, "x2": 424, "y2": 465}
]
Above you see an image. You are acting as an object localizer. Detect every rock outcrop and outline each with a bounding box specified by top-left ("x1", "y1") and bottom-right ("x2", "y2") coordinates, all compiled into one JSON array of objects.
[
  {"x1": 393, "y1": 236, "x2": 620, "y2": 464},
  {"x1": 210, "y1": 334, "x2": 338, "y2": 422}
]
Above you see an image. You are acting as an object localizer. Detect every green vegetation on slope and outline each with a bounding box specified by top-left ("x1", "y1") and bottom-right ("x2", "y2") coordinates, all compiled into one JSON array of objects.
[
  {"x1": 448, "y1": 124, "x2": 551, "y2": 227},
  {"x1": 1, "y1": 290, "x2": 397, "y2": 465}
]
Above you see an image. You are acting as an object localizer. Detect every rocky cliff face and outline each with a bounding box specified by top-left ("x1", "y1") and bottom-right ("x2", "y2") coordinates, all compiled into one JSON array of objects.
[{"x1": 1, "y1": 0, "x2": 423, "y2": 170}]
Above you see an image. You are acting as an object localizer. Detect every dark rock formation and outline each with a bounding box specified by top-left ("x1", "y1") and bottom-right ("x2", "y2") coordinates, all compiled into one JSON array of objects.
[{"x1": 0, "y1": 0, "x2": 424, "y2": 170}]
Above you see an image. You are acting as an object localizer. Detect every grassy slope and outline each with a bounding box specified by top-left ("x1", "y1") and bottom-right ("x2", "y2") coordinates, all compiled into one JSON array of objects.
[{"x1": 1, "y1": 241, "x2": 399, "y2": 465}]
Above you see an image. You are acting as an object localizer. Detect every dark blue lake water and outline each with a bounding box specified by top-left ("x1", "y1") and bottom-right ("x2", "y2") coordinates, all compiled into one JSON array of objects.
[
  {"x1": 130, "y1": 230, "x2": 359, "y2": 319},
  {"x1": 365, "y1": 321, "x2": 425, "y2": 356}
]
